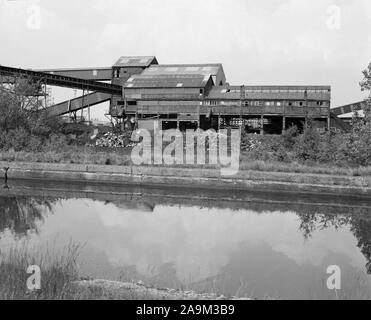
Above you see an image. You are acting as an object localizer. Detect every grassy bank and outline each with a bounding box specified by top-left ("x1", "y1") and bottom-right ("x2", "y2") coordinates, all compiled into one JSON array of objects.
[
  {"x1": 1, "y1": 244, "x2": 371, "y2": 300},
  {"x1": 0, "y1": 244, "x2": 148, "y2": 300},
  {"x1": 0, "y1": 244, "x2": 80, "y2": 300},
  {"x1": 1, "y1": 148, "x2": 371, "y2": 177},
  {"x1": 0, "y1": 244, "x2": 244, "y2": 300}
]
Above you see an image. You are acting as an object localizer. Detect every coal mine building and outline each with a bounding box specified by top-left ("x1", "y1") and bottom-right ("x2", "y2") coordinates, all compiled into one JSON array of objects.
[{"x1": 109, "y1": 57, "x2": 331, "y2": 134}]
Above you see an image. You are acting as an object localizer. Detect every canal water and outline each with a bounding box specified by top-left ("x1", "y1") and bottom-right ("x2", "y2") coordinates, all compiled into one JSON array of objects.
[{"x1": 1, "y1": 180, "x2": 371, "y2": 299}]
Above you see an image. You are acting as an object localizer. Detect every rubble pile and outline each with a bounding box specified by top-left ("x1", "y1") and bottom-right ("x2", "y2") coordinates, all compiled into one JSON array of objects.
[
  {"x1": 94, "y1": 132, "x2": 136, "y2": 148},
  {"x1": 241, "y1": 138, "x2": 262, "y2": 152}
]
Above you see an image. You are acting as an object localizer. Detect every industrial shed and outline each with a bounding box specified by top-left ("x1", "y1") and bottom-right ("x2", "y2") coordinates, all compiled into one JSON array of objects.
[{"x1": 113, "y1": 58, "x2": 332, "y2": 133}]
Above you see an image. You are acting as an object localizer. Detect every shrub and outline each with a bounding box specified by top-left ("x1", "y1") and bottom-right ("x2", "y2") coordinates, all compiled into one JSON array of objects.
[
  {"x1": 43, "y1": 134, "x2": 70, "y2": 152},
  {"x1": 281, "y1": 126, "x2": 299, "y2": 150},
  {"x1": 293, "y1": 126, "x2": 321, "y2": 162},
  {"x1": 4, "y1": 128, "x2": 31, "y2": 151}
]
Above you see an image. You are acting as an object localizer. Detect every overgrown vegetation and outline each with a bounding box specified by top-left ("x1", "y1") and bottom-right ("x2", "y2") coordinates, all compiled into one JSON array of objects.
[
  {"x1": 0, "y1": 77, "x2": 65, "y2": 152},
  {"x1": 0, "y1": 243, "x2": 149, "y2": 300},
  {"x1": 240, "y1": 111, "x2": 371, "y2": 169},
  {"x1": 0, "y1": 243, "x2": 80, "y2": 300}
]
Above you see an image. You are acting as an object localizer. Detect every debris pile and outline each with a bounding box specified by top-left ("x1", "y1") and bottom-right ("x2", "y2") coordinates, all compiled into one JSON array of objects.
[
  {"x1": 93, "y1": 132, "x2": 136, "y2": 148},
  {"x1": 241, "y1": 138, "x2": 262, "y2": 152}
]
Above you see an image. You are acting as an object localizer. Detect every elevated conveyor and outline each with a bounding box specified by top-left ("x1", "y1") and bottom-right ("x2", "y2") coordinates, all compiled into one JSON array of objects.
[
  {"x1": 0, "y1": 65, "x2": 121, "y2": 95},
  {"x1": 46, "y1": 92, "x2": 113, "y2": 116},
  {"x1": 331, "y1": 101, "x2": 368, "y2": 116},
  {"x1": 33, "y1": 68, "x2": 112, "y2": 81},
  {"x1": 330, "y1": 112, "x2": 351, "y2": 131}
]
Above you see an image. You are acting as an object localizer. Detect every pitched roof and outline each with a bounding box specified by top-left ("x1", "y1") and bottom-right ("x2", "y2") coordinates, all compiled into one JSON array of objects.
[
  {"x1": 113, "y1": 56, "x2": 158, "y2": 68},
  {"x1": 123, "y1": 74, "x2": 212, "y2": 88},
  {"x1": 141, "y1": 64, "x2": 223, "y2": 77}
]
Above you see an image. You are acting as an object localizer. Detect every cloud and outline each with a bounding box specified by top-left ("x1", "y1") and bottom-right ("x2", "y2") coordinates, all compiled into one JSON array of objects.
[{"x1": 0, "y1": 198, "x2": 366, "y2": 289}]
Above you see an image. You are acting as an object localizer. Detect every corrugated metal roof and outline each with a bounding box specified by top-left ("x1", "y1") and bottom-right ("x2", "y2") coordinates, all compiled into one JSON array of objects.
[
  {"x1": 141, "y1": 64, "x2": 223, "y2": 77},
  {"x1": 113, "y1": 56, "x2": 158, "y2": 68},
  {"x1": 123, "y1": 74, "x2": 211, "y2": 88}
]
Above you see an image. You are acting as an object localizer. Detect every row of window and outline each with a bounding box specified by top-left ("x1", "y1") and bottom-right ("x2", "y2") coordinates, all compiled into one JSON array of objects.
[
  {"x1": 204, "y1": 100, "x2": 327, "y2": 107},
  {"x1": 221, "y1": 89, "x2": 330, "y2": 94},
  {"x1": 119, "y1": 100, "x2": 327, "y2": 107},
  {"x1": 246, "y1": 89, "x2": 330, "y2": 94}
]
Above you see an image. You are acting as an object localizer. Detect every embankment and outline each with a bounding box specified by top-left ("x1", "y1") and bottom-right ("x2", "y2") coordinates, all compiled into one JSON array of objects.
[{"x1": 1, "y1": 161, "x2": 371, "y2": 198}]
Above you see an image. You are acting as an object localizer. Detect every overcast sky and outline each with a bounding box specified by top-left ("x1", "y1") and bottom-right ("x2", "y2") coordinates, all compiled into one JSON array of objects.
[{"x1": 0, "y1": 0, "x2": 370, "y2": 119}]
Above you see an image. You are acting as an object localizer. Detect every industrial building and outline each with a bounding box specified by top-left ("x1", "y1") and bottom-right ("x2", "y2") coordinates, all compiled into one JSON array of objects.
[
  {"x1": 111, "y1": 56, "x2": 331, "y2": 134},
  {"x1": 0, "y1": 56, "x2": 363, "y2": 134}
]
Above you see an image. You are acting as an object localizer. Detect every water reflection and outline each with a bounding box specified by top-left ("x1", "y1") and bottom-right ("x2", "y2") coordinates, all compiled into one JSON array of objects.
[
  {"x1": 0, "y1": 182, "x2": 371, "y2": 299},
  {"x1": 298, "y1": 212, "x2": 371, "y2": 274},
  {"x1": 0, "y1": 196, "x2": 54, "y2": 237}
]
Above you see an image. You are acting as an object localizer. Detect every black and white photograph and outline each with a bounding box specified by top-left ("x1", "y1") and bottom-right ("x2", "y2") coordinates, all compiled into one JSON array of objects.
[{"x1": 0, "y1": 0, "x2": 371, "y2": 306}]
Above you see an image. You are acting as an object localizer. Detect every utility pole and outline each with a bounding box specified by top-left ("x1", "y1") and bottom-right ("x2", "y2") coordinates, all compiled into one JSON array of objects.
[
  {"x1": 304, "y1": 89, "x2": 308, "y2": 129},
  {"x1": 240, "y1": 85, "x2": 245, "y2": 134}
]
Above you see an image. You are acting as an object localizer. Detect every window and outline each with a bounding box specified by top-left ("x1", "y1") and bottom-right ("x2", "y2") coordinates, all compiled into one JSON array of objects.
[
  {"x1": 120, "y1": 68, "x2": 128, "y2": 76},
  {"x1": 204, "y1": 100, "x2": 217, "y2": 106}
]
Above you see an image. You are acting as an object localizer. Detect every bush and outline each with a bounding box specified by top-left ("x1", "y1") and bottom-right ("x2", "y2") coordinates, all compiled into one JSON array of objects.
[
  {"x1": 43, "y1": 134, "x2": 70, "y2": 152},
  {"x1": 27, "y1": 136, "x2": 44, "y2": 152},
  {"x1": 293, "y1": 126, "x2": 321, "y2": 162},
  {"x1": 281, "y1": 126, "x2": 299, "y2": 150},
  {"x1": 0, "y1": 78, "x2": 65, "y2": 152},
  {"x1": 2, "y1": 128, "x2": 31, "y2": 151}
]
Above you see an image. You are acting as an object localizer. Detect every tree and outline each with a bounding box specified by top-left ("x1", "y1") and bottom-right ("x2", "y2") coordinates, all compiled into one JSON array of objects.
[
  {"x1": 0, "y1": 76, "x2": 63, "y2": 151},
  {"x1": 360, "y1": 62, "x2": 371, "y2": 119}
]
